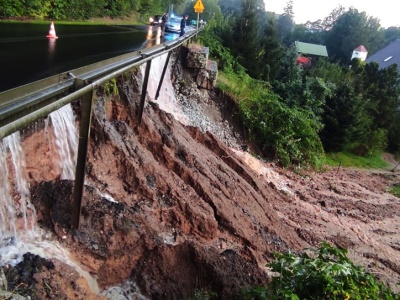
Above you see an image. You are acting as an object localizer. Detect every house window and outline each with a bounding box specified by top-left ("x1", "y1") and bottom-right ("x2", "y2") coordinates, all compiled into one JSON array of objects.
[{"x1": 384, "y1": 56, "x2": 393, "y2": 62}]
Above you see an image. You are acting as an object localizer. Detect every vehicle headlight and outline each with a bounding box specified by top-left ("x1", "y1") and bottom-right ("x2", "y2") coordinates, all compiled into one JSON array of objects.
[{"x1": 149, "y1": 17, "x2": 154, "y2": 22}]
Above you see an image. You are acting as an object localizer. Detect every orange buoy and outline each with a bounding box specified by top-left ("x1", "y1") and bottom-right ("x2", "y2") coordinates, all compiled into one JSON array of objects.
[{"x1": 46, "y1": 21, "x2": 58, "y2": 39}]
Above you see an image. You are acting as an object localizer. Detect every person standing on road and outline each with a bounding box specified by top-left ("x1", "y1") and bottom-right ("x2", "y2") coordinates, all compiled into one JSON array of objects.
[
  {"x1": 180, "y1": 15, "x2": 188, "y2": 37},
  {"x1": 161, "y1": 12, "x2": 168, "y2": 37}
]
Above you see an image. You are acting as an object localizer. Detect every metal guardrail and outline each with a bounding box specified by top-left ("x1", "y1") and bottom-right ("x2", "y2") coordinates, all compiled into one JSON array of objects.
[
  {"x1": 0, "y1": 28, "x2": 200, "y2": 229},
  {"x1": 0, "y1": 30, "x2": 198, "y2": 138}
]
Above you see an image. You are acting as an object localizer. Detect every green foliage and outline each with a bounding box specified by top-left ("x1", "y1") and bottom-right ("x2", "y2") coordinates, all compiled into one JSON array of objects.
[
  {"x1": 191, "y1": 289, "x2": 218, "y2": 299},
  {"x1": 0, "y1": 0, "x2": 24, "y2": 17},
  {"x1": 319, "y1": 81, "x2": 370, "y2": 152},
  {"x1": 198, "y1": 18, "x2": 246, "y2": 75},
  {"x1": 385, "y1": 26, "x2": 400, "y2": 45},
  {"x1": 243, "y1": 243, "x2": 400, "y2": 300},
  {"x1": 351, "y1": 61, "x2": 400, "y2": 154},
  {"x1": 231, "y1": 0, "x2": 263, "y2": 78},
  {"x1": 364, "y1": 128, "x2": 388, "y2": 157},
  {"x1": 326, "y1": 8, "x2": 385, "y2": 64},
  {"x1": 24, "y1": 0, "x2": 52, "y2": 19},
  {"x1": 103, "y1": 78, "x2": 119, "y2": 96},
  {"x1": 324, "y1": 151, "x2": 389, "y2": 169},
  {"x1": 239, "y1": 92, "x2": 324, "y2": 168},
  {"x1": 277, "y1": 0, "x2": 295, "y2": 46},
  {"x1": 273, "y1": 51, "x2": 335, "y2": 121},
  {"x1": 48, "y1": 0, "x2": 68, "y2": 20},
  {"x1": 261, "y1": 18, "x2": 284, "y2": 81},
  {"x1": 218, "y1": 0, "x2": 240, "y2": 15},
  {"x1": 0, "y1": 0, "x2": 164, "y2": 20},
  {"x1": 219, "y1": 71, "x2": 324, "y2": 168},
  {"x1": 389, "y1": 184, "x2": 400, "y2": 198}
]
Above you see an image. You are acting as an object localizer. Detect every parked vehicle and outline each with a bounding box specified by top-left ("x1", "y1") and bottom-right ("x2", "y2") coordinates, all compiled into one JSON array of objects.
[
  {"x1": 165, "y1": 17, "x2": 182, "y2": 33},
  {"x1": 149, "y1": 15, "x2": 162, "y2": 26}
]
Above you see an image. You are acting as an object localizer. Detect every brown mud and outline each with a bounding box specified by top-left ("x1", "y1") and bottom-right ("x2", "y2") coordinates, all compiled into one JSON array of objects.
[{"x1": 2, "y1": 48, "x2": 400, "y2": 299}]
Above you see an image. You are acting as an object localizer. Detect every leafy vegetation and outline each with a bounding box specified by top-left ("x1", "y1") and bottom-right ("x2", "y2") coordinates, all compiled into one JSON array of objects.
[
  {"x1": 3, "y1": 0, "x2": 400, "y2": 169},
  {"x1": 0, "y1": 0, "x2": 187, "y2": 21},
  {"x1": 324, "y1": 151, "x2": 389, "y2": 169},
  {"x1": 199, "y1": 3, "x2": 400, "y2": 168},
  {"x1": 243, "y1": 243, "x2": 400, "y2": 300},
  {"x1": 389, "y1": 183, "x2": 400, "y2": 197}
]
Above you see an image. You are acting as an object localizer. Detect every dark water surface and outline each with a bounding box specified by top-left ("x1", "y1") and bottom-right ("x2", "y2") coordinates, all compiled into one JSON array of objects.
[{"x1": 0, "y1": 22, "x2": 164, "y2": 93}]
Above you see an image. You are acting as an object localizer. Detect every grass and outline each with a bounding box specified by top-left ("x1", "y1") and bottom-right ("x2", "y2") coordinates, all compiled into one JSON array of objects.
[
  {"x1": 389, "y1": 184, "x2": 400, "y2": 197},
  {"x1": 324, "y1": 151, "x2": 389, "y2": 169}
]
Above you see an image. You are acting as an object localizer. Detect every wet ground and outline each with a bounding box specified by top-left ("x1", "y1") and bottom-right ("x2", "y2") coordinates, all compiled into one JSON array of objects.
[{"x1": 2, "y1": 47, "x2": 400, "y2": 299}]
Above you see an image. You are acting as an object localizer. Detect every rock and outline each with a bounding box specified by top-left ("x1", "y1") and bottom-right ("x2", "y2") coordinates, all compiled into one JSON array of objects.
[
  {"x1": 186, "y1": 44, "x2": 209, "y2": 69},
  {"x1": 196, "y1": 60, "x2": 218, "y2": 89}
]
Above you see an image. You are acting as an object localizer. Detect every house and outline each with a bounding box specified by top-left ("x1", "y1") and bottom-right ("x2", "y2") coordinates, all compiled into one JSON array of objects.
[
  {"x1": 296, "y1": 56, "x2": 311, "y2": 67},
  {"x1": 365, "y1": 39, "x2": 400, "y2": 73},
  {"x1": 351, "y1": 45, "x2": 368, "y2": 61},
  {"x1": 295, "y1": 41, "x2": 328, "y2": 67}
]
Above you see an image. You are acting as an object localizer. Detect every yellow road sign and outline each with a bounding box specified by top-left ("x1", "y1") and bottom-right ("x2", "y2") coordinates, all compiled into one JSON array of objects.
[{"x1": 194, "y1": 0, "x2": 204, "y2": 13}]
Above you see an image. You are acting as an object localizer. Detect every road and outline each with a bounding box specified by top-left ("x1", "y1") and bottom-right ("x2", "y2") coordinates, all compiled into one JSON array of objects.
[{"x1": 0, "y1": 23, "x2": 182, "y2": 93}]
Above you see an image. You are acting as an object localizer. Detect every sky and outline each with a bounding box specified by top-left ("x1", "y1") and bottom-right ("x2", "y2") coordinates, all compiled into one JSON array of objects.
[{"x1": 264, "y1": 0, "x2": 399, "y2": 28}]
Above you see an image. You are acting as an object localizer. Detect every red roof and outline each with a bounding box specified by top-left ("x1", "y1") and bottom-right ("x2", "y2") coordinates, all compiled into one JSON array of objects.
[
  {"x1": 296, "y1": 56, "x2": 311, "y2": 65},
  {"x1": 354, "y1": 45, "x2": 368, "y2": 52}
]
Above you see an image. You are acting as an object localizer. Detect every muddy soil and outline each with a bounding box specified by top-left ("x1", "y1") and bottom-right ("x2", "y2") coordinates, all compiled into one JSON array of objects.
[{"x1": 2, "y1": 47, "x2": 400, "y2": 299}]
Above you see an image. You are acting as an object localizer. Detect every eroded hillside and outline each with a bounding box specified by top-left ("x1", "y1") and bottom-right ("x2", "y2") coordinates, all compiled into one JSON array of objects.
[{"x1": 2, "y1": 47, "x2": 400, "y2": 299}]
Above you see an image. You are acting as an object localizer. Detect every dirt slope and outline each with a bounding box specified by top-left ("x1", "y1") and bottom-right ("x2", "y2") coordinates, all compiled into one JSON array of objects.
[{"x1": 3, "y1": 48, "x2": 400, "y2": 299}]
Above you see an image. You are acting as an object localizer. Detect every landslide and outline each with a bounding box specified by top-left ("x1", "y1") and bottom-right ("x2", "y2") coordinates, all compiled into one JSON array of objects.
[{"x1": 5, "y1": 46, "x2": 400, "y2": 299}]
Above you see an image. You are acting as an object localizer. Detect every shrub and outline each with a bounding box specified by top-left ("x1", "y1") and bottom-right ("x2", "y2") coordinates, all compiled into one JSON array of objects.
[{"x1": 243, "y1": 242, "x2": 399, "y2": 300}]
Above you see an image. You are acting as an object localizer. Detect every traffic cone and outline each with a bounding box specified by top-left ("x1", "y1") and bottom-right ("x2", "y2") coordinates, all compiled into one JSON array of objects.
[{"x1": 46, "y1": 21, "x2": 58, "y2": 39}]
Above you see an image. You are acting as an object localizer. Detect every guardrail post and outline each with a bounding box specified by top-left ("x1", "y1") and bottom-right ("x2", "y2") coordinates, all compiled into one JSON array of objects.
[
  {"x1": 71, "y1": 79, "x2": 94, "y2": 230},
  {"x1": 155, "y1": 51, "x2": 172, "y2": 100},
  {"x1": 138, "y1": 60, "x2": 152, "y2": 126}
]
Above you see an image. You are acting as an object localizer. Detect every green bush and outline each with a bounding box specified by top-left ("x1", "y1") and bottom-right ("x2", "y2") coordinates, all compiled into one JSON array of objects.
[
  {"x1": 389, "y1": 183, "x2": 400, "y2": 197},
  {"x1": 243, "y1": 243, "x2": 399, "y2": 300}
]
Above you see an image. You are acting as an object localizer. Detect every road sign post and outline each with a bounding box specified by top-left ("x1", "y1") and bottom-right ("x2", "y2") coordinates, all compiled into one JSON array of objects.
[{"x1": 193, "y1": 0, "x2": 204, "y2": 31}]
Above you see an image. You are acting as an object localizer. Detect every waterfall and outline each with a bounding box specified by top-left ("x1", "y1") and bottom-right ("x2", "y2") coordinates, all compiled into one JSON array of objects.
[
  {"x1": 141, "y1": 53, "x2": 189, "y2": 124},
  {"x1": 0, "y1": 103, "x2": 78, "y2": 245},
  {"x1": 0, "y1": 132, "x2": 36, "y2": 245},
  {"x1": 0, "y1": 106, "x2": 100, "y2": 293},
  {"x1": 0, "y1": 139, "x2": 17, "y2": 241},
  {"x1": 49, "y1": 104, "x2": 78, "y2": 179}
]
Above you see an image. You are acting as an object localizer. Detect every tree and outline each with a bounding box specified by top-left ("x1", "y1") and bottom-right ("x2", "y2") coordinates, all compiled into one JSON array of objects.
[
  {"x1": 307, "y1": 59, "x2": 371, "y2": 152},
  {"x1": 291, "y1": 24, "x2": 326, "y2": 45},
  {"x1": 260, "y1": 18, "x2": 284, "y2": 81},
  {"x1": 325, "y1": 8, "x2": 385, "y2": 65},
  {"x1": 361, "y1": 63, "x2": 400, "y2": 152},
  {"x1": 384, "y1": 26, "x2": 400, "y2": 46},
  {"x1": 277, "y1": 0, "x2": 294, "y2": 46},
  {"x1": 218, "y1": 0, "x2": 243, "y2": 16},
  {"x1": 238, "y1": 81, "x2": 324, "y2": 168},
  {"x1": 232, "y1": 0, "x2": 262, "y2": 78},
  {"x1": 305, "y1": 5, "x2": 345, "y2": 31}
]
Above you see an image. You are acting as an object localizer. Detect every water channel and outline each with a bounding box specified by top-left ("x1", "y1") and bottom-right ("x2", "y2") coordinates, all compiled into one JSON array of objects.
[{"x1": 0, "y1": 22, "x2": 179, "y2": 93}]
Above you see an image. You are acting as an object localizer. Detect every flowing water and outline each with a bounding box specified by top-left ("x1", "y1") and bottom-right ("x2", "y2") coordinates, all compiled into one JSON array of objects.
[
  {"x1": 141, "y1": 53, "x2": 189, "y2": 124},
  {"x1": 0, "y1": 105, "x2": 102, "y2": 293},
  {"x1": 0, "y1": 55, "x2": 176, "y2": 297},
  {"x1": 0, "y1": 132, "x2": 36, "y2": 243},
  {"x1": 49, "y1": 104, "x2": 79, "y2": 179}
]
